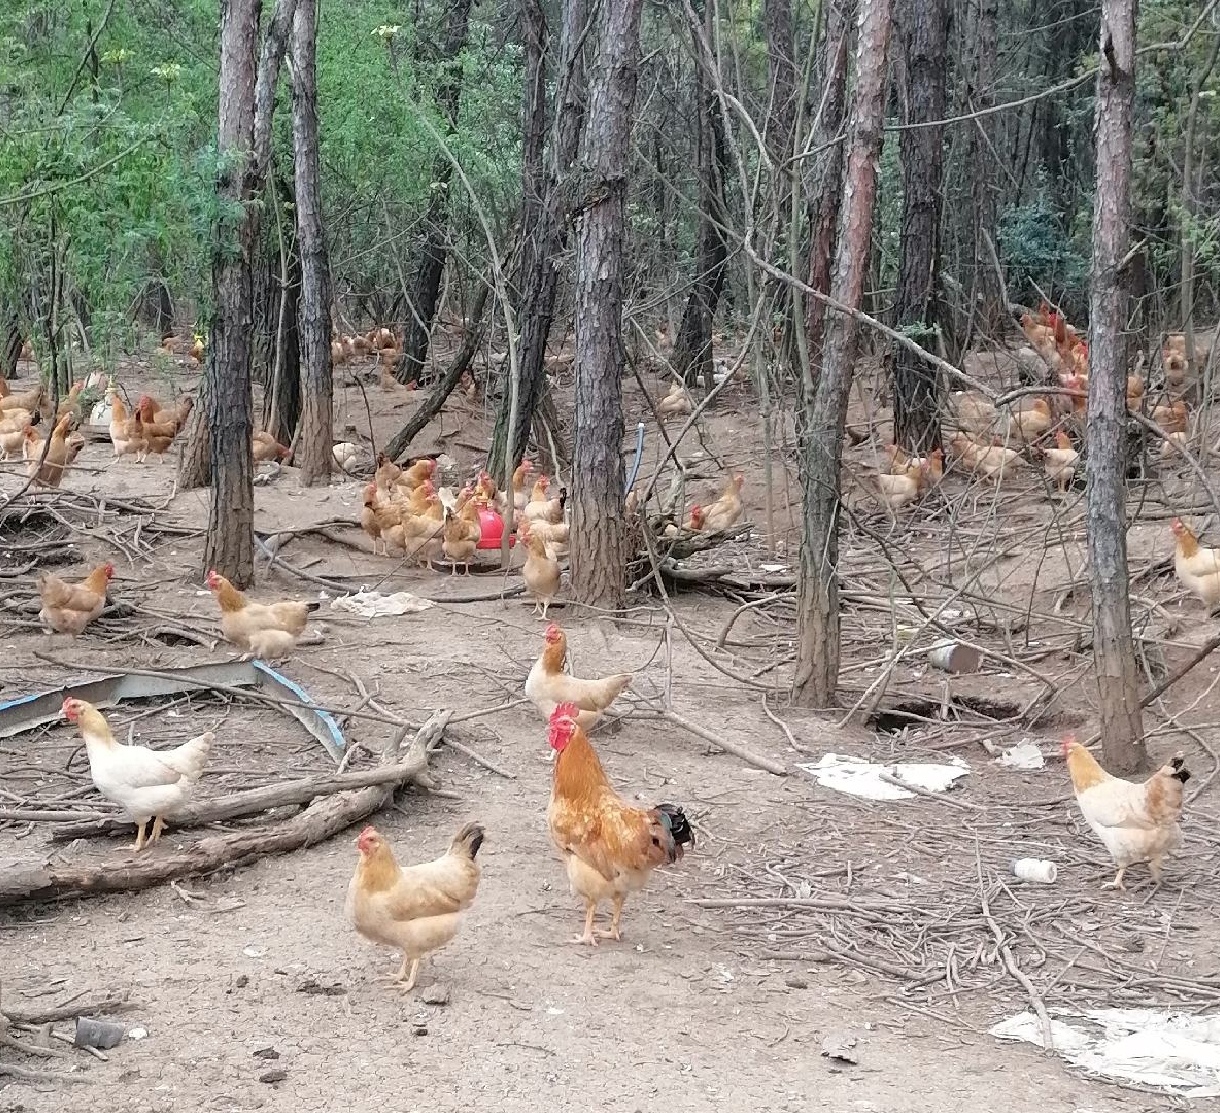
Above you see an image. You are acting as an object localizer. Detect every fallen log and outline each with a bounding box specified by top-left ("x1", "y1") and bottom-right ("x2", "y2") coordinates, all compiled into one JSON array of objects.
[
  {"x1": 2, "y1": 989, "x2": 133, "y2": 1026},
  {"x1": 49, "y1": 759, "x2": 433, "y2": 841},
  {"x1": 0, "y1": 714, "x2": 442, "y2": 906}
]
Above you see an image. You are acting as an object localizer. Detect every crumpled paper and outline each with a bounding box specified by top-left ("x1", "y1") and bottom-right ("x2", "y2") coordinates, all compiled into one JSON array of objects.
[
  {"x1": 991, "y1": 1008, "x2": 1220, "y2": 1096},
  {"x1": 796, "y1": 753, "x2": 969, "y2": 801},
  {"x1": 330, "y1": 589, "x2": 433, "y2": 617},
  {"x1": 995, "y1": 739, "x2": 1045, "y2": 770}
]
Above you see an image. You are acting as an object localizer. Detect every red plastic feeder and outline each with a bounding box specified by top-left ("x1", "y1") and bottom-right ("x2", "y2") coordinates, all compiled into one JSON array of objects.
[{"x1": 476, "y1": 507, "x2": 515, "y2": 550}]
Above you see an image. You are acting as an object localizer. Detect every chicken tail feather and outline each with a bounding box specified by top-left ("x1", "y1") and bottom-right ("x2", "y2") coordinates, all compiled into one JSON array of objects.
[
  {"x1": 1168, "y1": 754, "x2": 1192, "y2": 784},
  {"x1": 449, "y1": 821, "x2": 485, "y2": 861},
  {"x1": 655, "y1": 803, "x2": 695, "y2": 852}
]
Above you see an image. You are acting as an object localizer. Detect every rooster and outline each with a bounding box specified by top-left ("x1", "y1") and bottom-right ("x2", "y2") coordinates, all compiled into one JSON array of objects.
[
  {"x1": 547, "y1": 702, "x2": 694, "y2": 945},
  {"x1": 1063, "y1": 736, "x2": 1190, "y2": 890}
]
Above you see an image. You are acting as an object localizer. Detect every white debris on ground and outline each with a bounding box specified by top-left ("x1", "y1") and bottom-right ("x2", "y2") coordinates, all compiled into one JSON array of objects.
[
  {"x1": 990, "y1": 1008, "x2": 1220, "y2": 1097},
  {"x1": 330, "y1": 589, "x2": 434, "y2": 617},
  {"x1": 995, "y1": 739, "x2": 1046, "y2": 770},
  {"x1": 796, "y1": 753, "x2": 969, "y2": 801}
]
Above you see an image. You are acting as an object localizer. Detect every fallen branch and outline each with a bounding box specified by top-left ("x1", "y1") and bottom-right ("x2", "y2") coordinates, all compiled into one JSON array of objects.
[
  {"x1": 0, "y1": 715, "x2": 443, "y2": 906},
  {"x1": 636, "y1": 709, "x2": 788, "y2": 776},
  {"x1": 2, "y1": 990, "x2": 132, "y2": 1026},
  {"x1": 48, "y1": 758, "x2": 433, "y2": 841}
]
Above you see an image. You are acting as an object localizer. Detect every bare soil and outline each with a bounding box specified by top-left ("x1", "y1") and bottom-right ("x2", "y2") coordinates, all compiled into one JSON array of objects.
[{"x1": 1, "y1": 345, "x2": 1215, "y2": 1112}]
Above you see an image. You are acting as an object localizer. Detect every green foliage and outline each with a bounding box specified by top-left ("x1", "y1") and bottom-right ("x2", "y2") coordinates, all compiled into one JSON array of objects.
[{"x1": 998, "y1": 187, "x2": 1090, "y2": 303}]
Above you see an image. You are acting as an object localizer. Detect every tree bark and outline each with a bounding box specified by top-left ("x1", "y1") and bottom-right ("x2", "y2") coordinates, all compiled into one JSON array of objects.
[
  {"x1": 569, "y1": 0, "x2": 645, "y2": 610},
  {"x1": 1, "y1": 309, "x2": 21, "y2": 380},
  {"x1": 1086, "y1": 0, "x2": 1144, "y2": 774},
  {"x1": 888, "y1": 0, "x2": 948, "y2": 454},
  {"x1": 802, "y1": 0, "x2": 854, "y2": 374},
  {"x1": 201, "y1": 0, "x2": 262, "y2": 587},
  {"x1": 671, "y1": 2, "x2": 730, "y2": 391},
  {"x1": 289, "y1": 0, "x2": 333, "y2": 485},
  {"x1": 488, "y1": 0, "x2": 588, "y2": 476},
  {"x1": 396, "y1": 0, "x2": 476, "y2": 386},
  {"x1": 179, "y1": 0, "x2": 298, "y2": 490},
  {"x1": 793, "y1": 0, "x2": 892, "y2": 706}
]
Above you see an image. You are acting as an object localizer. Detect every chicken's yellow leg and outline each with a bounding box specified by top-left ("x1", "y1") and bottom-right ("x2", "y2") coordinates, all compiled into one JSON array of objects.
[
  {"x1": 570, "y1": 901, "x2": 599, "y2": 946},
  {"x1": 399, "y1": 958, "x2": 421, "y2": 992},
  {"x1": 1103, "y1": 867, "x2": 1127, "y2": 891},
  {"x1": 131, "y1": 820, "x2": 147, "y2": 853},
  {"x1": 597, "y1": 896, "x2": 625, "y2": 942},
  {"x1": 149, "y1": 815, "x2": 166, "y2": 844}
]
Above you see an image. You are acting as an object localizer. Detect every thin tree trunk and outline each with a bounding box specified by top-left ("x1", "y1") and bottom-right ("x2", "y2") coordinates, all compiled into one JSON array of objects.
[
  {"x1": 179, "y1": 0, "x2": 297, "y2": 489},
  {"x1": 888, "y1": 0, "x2": 948, "y2": 454},
  {"x1": 794, "y1": 0, "x2": 892, "y2": 706},
  {"x1": 488, "y1": 0, "x2": 588, "y2": 476},
  {"x1": 671, "y1": 1, "x2": 730, "y2": 390},
  {"x1": 803, "y1": 0, "x2": 854, "y2": 375},
  {"x1": 289, "y1": 0, "x2": 333, "y2": 484},
  {"x1": 1086, "y1": 0, "x2": 1144, "y2": 774},
  {"x1": 569, "y1": 0, "x2": 645, "y2": 610},
  {"x1": 396, "y1": 0, "x2": 476, "y2": 386},
  {"x1": 1, "y1": 309, "x2": 20, "y2": 380},
  {"x1": 202, "y1": 0, "x2": 262, "y2": 587}
]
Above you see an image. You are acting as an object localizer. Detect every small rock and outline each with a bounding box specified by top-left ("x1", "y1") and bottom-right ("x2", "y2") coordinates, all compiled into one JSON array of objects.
[
  {"x1": 235, "y1": 975, "x2": 249, "y2": 989},
  {"x1": 785, "y1": 977, "x2": 809, "y2": 990},
  {"x1": 420, "y1": 984, "x2": 450, "y2": 1006},
  {"x1": 253, "y1": 1047, "x2": 280, "y2": 1060},
  {"x1": 820, "y1": 1032, "x2": 858, "y2": 1064},
  {"x1": 411, "y1": 1024, "x2": 428, "y2": 1037},
  {"x1": 297, "y1": 978, "x2": 345, "y2": 996},
  {"x1": 258, "y1": 1069, "x2": 288, "y2": 1084}
]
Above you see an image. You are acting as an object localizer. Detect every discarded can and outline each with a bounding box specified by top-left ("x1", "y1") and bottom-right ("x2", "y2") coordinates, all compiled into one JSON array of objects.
[
  {"x1": 927, "y1": 639, "x2": 982, "y2": 674},
  {"x1": 74, "y1": 1016, "x2": 127, "y2": 1050},
  {"x1": 1011, "y1": 858, "x2": 1058, "y2": 884}
]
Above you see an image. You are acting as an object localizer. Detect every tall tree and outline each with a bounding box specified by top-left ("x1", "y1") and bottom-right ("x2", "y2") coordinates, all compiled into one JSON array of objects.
[
  {"x1": 671, "y1": 1, "x2": 730, "y2": 390},
  {"x1": 179, "y1": 0, "x2": 297, "y2": 490},
  {"x1": 888, "y1": 0, "x2": 949, "y2": 454},
  {"x1": 802, "y1": 0, "x2": 854, "y2": 371},
  {"x1": 396, "y1": 0, "x2": 476, "y2": 386},
  {"x1": 288, "y1": 0, "x2": 332, "y2": 484},
  {"x1": 1086, "y1": 0, "x2": 1144, "y2": 774},
  {"x1": 794, "y1": 0, "x2": 892, "y2": 706},
  {"x1": 569, "y1": 0, "x2": 645, "y2": 610},
  {"x1": 487, "y1": 0, "x2": 588, "y2": 476},
  {"x1": 201, "y1": 0, "x2": 262, "y2": 586}
]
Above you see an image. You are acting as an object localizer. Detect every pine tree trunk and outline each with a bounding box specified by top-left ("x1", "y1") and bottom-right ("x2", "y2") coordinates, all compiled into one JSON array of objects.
[
  {"x1": 794, "y1": 0, "x2": 892, "y2": 706},
  {"x1": 396, "y1": 0, "x2": 475, "y2": 386},
  {"x1": 569, "y1": 0, "x2": 645, "y2": 611},
  {"x1": 1087, "y1": 0, "x2": 1144, "y2": 774},
  {"x1": 1, "y1": 309, "x2": 20, "y2": 380},
  {"x1": 289, "y1": 0, "x2": 333, "y2": 485},
  {"x1": 888, "y1": 0, "x2": 948, "y2": 454},
  {"x1": 803, "y1": 0, "x2": 854, "y2": 373},
  {"x1": 202, "y1": 0, "x2": 262, "y2": 588},
  {"x1": 671, "y1": 1, "x2": 730, "y2": 390},
  {"x1": 488, "y1": 0, "x2": 588, "y2": 475}
]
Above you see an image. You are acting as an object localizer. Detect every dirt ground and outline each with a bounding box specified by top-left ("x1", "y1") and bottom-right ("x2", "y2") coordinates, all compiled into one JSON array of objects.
[{"x1": 1, "y1": 343, "x2": 1217, "y2": 1111}]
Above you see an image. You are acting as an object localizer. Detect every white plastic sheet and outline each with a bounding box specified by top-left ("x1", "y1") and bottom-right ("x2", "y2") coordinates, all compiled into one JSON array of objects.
[
  {"x1": 330, "y1": 589, "x2": 433, "y2": 617},
  {"x1": 990, "y1": 1008, "x2": 1220, "y2": 1096},
  {"x1": 796, "y1": 753, "x2": 969, "y2": 801}
]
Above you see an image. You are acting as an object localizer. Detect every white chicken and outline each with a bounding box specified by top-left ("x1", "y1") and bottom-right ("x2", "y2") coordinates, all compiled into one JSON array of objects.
[{"x1": 62, "y1": 698, "x2": 213, "y2": 852}]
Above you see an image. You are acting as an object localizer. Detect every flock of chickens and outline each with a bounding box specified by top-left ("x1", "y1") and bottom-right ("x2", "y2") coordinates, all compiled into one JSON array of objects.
[
  {"x1": 52, "y1": 615, "x2": 693, "y2": 986},
  {"x1": 869, "y1": 304, "x2": 1198, "y2": 509}
]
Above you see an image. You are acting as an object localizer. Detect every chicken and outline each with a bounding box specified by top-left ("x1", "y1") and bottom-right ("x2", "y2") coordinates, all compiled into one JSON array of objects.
[
  {"x1": 360, "y1": 483, "x2": 390, "y2": 555},
  {"x1": 1163, "y1": 334, "x2": 1189, "y2": 389},
  {"x1": 253, "y1": 429, "x2": 292, "y2": 462},
  {"x1": 373, "y1": 454, "x2": 402, "y2": 491},
  {"x1": 525, "y1": 623, "x2": 632, "y2": 730},
  {"x1": 656, "y1": 380, "x2": 693, "y2": 421},
  {"x1": 204, "y1": 569, "x2": 320, "y2": 659},
  {"x1": 1160, "y1": 430, "x2": 1189, "y2": 461},
  {"x1": 394, "y1": 456, "x2": 437, "y2": 491},
  {"x1": 0, "y1": 409, "x2": 35, "y2": 459},
  {"x1": 27, "y1": 413, "x2": 76, "y2": 488},
  {"x1": 948, "y1": 432, "x2": 1021, "y2": 480},
  {"x1": 154, "y1": 396, "x2": 194, "y2": 431},
  {"x1": 1125, "y1": 375, "x2": 1146, "y2": 412},
  {"x1": 1040, "y1": 430, "x2": 1078, "y2": 494},
  {"x1": 520, "y1": 520, "x2": 561, "y2": 618},
  {"x1": 38, "y1": 563, "x2": 114, "y2": 636},
  {"x1": 875, "y1": 468, "x2": 925, "y2": 510},
  {"x1": 547, "y1": 702, "x2": 693, "y2": 945},
  {"x1": 345, "y1": 822, "x2": 484, "y2": 992},
  {"x1": 190, "y1": 335, "x2": 205, "y2": 363},
  {"x1": 1170, "y1": 518, "x2": 1220, "y2": 612},
  {"x1": 528, "y1": 518, "x2": 570, "y2": 561},
  {"x1": 511, "y1": 460, "x2": 534, "y2": 515},
  {"x1": 1152, "y1": 400, "x2": 1189, "y2": 435},
  {"x1": 442, "y1": 488, "x2": 483, "y2": 573},
  {"x1": 700, "y1": 473, "x2": 745, "y2": 532},
  {"x1": 55, "y1": 381, "x2": 84, "y2": 422},
  {"x1": 683, "y1": 505, "x2": 706, "y2": 531},
  {"x1": 0, "y1": 381, "x2": 45, "y2": 415},
  {"x1": 1004, "y1": 397, "x2": 1052, "y2": 444},
  {"x1": 135, "y1": 396, "x2": 177, "y2": 461},
  {"x1": 1063, "y1": 736, "x2": 1190, "y2": 890},
  {"x1": 331, "y1": 339, "x2": 348, "y2": 366},
  {"x1": 62, "y1": 698, "x2": 213, "y2": 853},
  {"x1": 947, "y1": 389, "x2": 998, "y2": 436},
  {"x1": 522, "y1": 475, "x2": 565, "y2": 525},
  {"x1": 107, "y1": 392, "x2": 142, "y2": 457}
]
